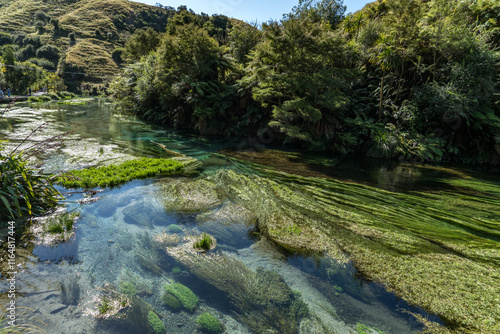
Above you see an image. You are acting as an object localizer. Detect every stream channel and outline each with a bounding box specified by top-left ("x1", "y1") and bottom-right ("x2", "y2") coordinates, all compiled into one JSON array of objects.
[{"x1": 0, "y1": 98, "x2": 499, "y2": 334}]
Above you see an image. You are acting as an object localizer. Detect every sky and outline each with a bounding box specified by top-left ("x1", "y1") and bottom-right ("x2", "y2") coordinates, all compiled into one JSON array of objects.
[{"x1": 136, "y1": 0, "x2": 371, "y2": 24}]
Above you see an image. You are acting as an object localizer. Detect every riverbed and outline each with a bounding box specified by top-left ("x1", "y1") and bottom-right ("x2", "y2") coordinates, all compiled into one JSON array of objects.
[{"x1": 0, "y1": 99, "x2": 498, "y2": 333}]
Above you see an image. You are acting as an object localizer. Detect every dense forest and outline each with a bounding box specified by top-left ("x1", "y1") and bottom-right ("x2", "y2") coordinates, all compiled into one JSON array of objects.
[{"x1": 111, "y1": 0, "x2": 500, "y2": 164}]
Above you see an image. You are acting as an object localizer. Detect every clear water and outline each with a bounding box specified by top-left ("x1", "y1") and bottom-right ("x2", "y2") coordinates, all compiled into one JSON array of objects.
[{"x1": 0, "y1": 99, "x2": 497, "y2": 333}]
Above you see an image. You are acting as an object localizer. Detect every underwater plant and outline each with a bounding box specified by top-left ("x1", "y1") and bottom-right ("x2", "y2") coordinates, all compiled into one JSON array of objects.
[
  {"x1": 162, "y1": 291, "x2": 181, "y2": 311},
  {"x1": 163, "y1": 283, "x2": 198, "y2": 312},
  {"x1": 119, "y1": 281, "x2": 136, "y2": 297},
  {"x1": 166, "y1": 224, "x2": 183, "y2": 234},
  {"x1": 166, "y1": 248, "x2": 308, "y2": 333},
  {"x1": 147, "y1": 311, "x2": 165, "y2": 334},
  {"x1": 197, "y1": 313, "x2": 223, "y2": 334},
  {"x1": 56, "y1": 157, "x2": 184, "y2": 189},
  {"x1": 43, "y1": 211, "x2": 79, "y2": 234},
  {"x1": 193, "y1": 233, "x2": 215, "y2": 252}
]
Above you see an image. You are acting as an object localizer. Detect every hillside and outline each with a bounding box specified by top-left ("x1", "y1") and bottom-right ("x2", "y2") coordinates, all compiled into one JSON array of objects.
[{"x1": 0, "y1": 0, "x2": 177, "y2": 92}]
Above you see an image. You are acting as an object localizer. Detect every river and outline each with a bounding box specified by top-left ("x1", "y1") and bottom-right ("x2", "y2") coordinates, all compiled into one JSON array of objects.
[{"x1": 0, "y1": 98, "x2": 498, "y2": 334}]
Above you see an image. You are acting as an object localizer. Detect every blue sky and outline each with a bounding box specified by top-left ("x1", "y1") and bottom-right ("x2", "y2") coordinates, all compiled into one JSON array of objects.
[{"x1": 135, "y1": 1, "x2": 371, "y2": 24}]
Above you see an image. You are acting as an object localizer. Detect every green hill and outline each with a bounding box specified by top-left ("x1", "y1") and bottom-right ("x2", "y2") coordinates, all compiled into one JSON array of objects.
[{"x1": 0, "y1": 0, "x2": 176, "y2": 92}]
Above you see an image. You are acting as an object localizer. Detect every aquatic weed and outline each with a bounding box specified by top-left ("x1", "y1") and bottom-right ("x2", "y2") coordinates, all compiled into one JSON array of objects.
[
  {"x1": 197, "y1": 313, "x2": 223, "y2": 333},
  {"x1": 56, "y1": 157, "x2": 184, "y2": 189}
]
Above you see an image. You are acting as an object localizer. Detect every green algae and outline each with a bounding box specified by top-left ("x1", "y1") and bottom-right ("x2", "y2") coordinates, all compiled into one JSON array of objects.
[
  {"x1": 160, "y1": 178, "x2": 222, "y2": 212},
  {"x1": 163, "y1": 283, "x2": 198, "y2": 312},
  {"x1": 205, "y1": 168, "x2": 500, "y2": 333},
  {"x1": 165, "y1": 247, "x2": 308, "y2": 334},
  {"x1": 147, "y1": 311, "x2": 165, "y2": 334},
  {"x1": 197, "y1": 313, "x2": 223, "y2": 334},
  {"x1": 56, "y1": 157, "x2": 184, "y2": 189}
]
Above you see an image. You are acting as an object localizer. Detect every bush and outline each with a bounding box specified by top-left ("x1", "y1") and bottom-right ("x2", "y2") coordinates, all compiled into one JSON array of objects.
[
  {"x1": 163, "y1": 283, "x2": 198, "y2": 312},
  {"x1": 0, "y1": 32, "x2": 12, "y2": 45},
  {"x1": 0, "y1": 154, "x2": 60, "y2": 222},
  {"x1": 197, "y1": 313, "x2": 223, "y2": 334},
  {"x1": 112, "y1": 47, "x2": 125, "y2": 64},
  {"x1": 15, "y1": 44, "x2": 36, "y2": 61},
  {"x1": 36, "y1": 45, "x2": 60, "y2": 62},
  {"x1": 28, "y1": 57, "x2": 56, "y2": 70}
]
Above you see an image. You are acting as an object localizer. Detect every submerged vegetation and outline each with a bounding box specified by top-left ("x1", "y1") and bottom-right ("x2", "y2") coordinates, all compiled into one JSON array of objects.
[
  {"x1": 56, "y1": 157, "x2": 184, "y2": 188},
  {"x1": 196, "y1": 313, "x2": 223, "y2": 334},
  {"x1": 158, "y1": 167, "x2": 500, "y2": 333},
  {"x1": 111, "y1": 0, "x2": 500, "y2": 164},
  {"x1": 193, "y1": 232, "x2": 215, "y2": 252},
  {"x1": 162, "y1": 283, "x2": 198, "y2": 312}
]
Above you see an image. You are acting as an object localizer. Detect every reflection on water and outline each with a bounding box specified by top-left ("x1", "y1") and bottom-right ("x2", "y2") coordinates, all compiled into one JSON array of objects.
[{"x1": 0, "y1": 99, "x2": 498, "y2": 333}]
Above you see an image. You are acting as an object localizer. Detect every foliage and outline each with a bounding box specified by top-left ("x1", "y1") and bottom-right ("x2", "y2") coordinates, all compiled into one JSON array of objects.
[
  {"x1": 163, "y1": 283, "x2": 198, "y2": 312},
  {"x1": 123, "y1": 27, "x2": 160, "y2": 62},
  {"x1": 196, "y1": 313, "x2": 223, "y2": 334},
  {"x1": 108, "y1": 0, "x2": 500, "y2": 164},
  {"x1": 147, "y1": 311, "x2": 165, "y2": 334},
  {"x1": 56, "y1": 157, "x2": 184, "y2": 189},
  {"x1": 0, "y1": 154, "x2": 60, "y2": 222},
  {"x1": 248, "y1": 17, "x2": 357, "y2": 149}
]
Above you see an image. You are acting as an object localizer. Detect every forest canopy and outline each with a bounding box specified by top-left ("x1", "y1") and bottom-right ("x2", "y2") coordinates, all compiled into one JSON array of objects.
[{"x1": 110, "y1": 0, "x2": 500, "y2": 164}]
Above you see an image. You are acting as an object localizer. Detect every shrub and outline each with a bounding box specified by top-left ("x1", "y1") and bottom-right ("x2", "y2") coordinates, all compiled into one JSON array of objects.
[
  {"x1": 36, "y1": 45, "x2": 60, "y2": 62},
  {"x1": 0, "y1": 154, "x2": 60, "y2": 222},
  {"x1": 163, "y1": 283, "x2": 198, "y2": 312},
  {"x1": 197, "y1": 313, "x2": 223, "y2": 334},
  {"x1": 147, "y1": 311, "x2": 165, "y2": 334},
  {"x1": 28, "y1": 57, "x2": 56, "y2": 70},
  {"x1": 112, "y1": 47, "x2": 125, "y2": 64},
  {"x1": 0, "y1": 32, "x2": 12, "y2": 46}
]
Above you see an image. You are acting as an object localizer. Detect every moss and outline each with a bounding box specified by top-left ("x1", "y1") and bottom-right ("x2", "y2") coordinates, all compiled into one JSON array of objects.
[
  {"x1": 163, "y1": 283, "x2": 198, "y2": 312},
  {"x1": 119, "y1": 281, "x2": 136, "y2": 296},
  {"x1": 165, "y1": 224, "x2": 183, "y2": 234},
  {"x1": 56, "y1": 157, "x2": 184, "y2": 189},
  {"x1": 171, "y1": 267, "x2": 181, "y2": 274},
  {"x1": 147, "y1": 311, "x2": 165, "y2": 334},
  {"x1": 162, "y1": 291, "x2": 181, "y2": 311},
  {"x1": 197, "y1": 313, "x2": 223, "y2": 334}
]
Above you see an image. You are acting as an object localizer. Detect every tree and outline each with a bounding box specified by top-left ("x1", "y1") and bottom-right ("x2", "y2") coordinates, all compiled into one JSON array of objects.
[
  {"x1": 124, "y1": 28, "x2": 161, "y2": 62},
  {"x1": 287, "y1": 0, "x2": 346, "y2": 28},
  {"x1": 247, "y1": 18, "x2": 357, "y2": 148}
]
